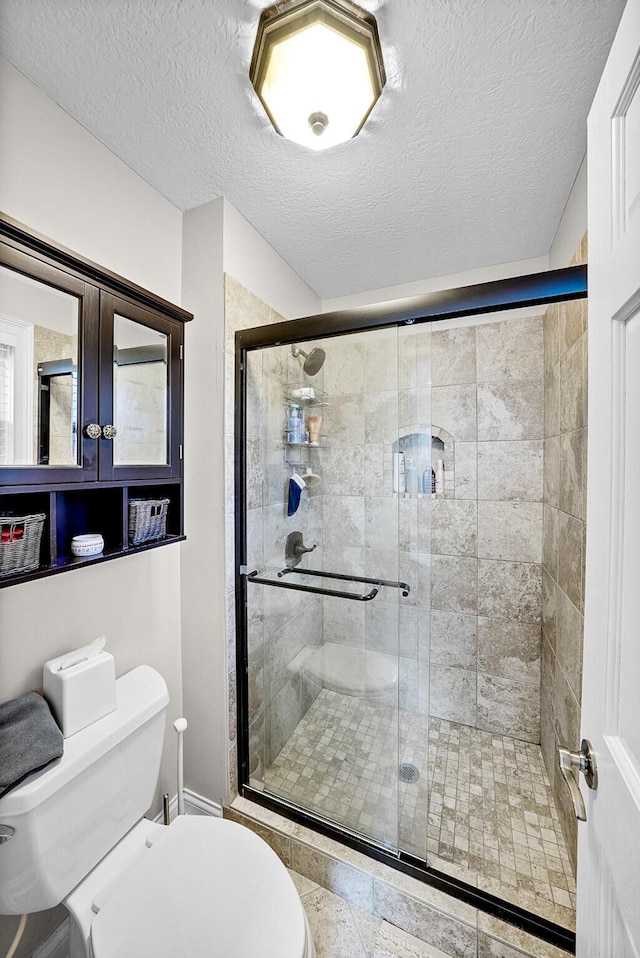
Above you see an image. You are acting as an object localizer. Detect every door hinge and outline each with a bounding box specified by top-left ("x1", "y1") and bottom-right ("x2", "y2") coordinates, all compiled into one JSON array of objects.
[
  {"x1": 179, "y1": 344, "x2": 183, "y2": 360},
  {"x1": 179, "y1": 444, "x2": 183, "y2": 460}
]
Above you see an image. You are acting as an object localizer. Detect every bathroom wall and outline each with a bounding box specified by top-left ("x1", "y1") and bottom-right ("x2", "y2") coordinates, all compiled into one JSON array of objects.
[
  {"x1": 540, "y1": 235, "x2": 588, "y2": 871},
  {"x1": 0, "y1": 55, "x2": 185, "y2": 958}
]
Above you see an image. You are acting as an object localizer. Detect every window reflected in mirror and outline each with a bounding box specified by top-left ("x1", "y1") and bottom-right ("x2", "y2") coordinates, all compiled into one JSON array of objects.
[
  {"x1": 0, "y1": 264, "x2": 79, "y2": 466},
  {"x1": 113, "y1": 314, "x2": 168, "y2": 466}
]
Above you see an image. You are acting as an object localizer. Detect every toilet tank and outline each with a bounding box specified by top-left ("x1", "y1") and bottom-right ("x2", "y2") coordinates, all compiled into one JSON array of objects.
[{"x1": 0, "y1": 665, "x2": 169, "y2": 915}]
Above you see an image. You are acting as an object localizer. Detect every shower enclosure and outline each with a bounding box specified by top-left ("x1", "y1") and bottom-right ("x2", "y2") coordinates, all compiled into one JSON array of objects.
[{"x1": 235, "y1": 268, "x2": 587, "y2": 951}]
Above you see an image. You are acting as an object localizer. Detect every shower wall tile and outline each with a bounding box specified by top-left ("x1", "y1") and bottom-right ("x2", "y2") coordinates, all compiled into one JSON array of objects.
[
  {"x1": 454, "y1": 441, "x2": 477, "y2": 499},
  {"x1": 399, "y1": 497, "x2": 418, "y2": 552},
  {"x1": 542, "y1": 505, "x2": 558, "y2": 579},
  {"x1": 365, "y1": 547, "x2": 399, "y2": 581},
  {"x1": 477, "y1": 381, "x2": 544, "y2": 441},
  {"x1": 432, "y1": 326, "x2": 477, "y2": 385},
  {"x1": 430, "y1": 665, "x2": 477, "y2": 726},
  {"x1": 323, "y1": 337, "x2": 364, "y2": 395},
  {"x1": 477, "y1": 560, "x2": 541, "y2": 624},
  {"x1": 248, "y1": 644, "x2": 264, "y2": 723},
  {"x1": 542, "y1": 436, "x2": 560, "y2": 509},
  {"x1": 431, "y1": 384, "x2": 477, "y2": 441},
  {"x1": 399, "y1": 604, "x2": 419, "y2": 659},
  {"x1": 477, "y1": 617, "x2": 541, "y2": 685},
  {"x1": 431, "y1": 555, "x2": 478, "y2": 614},
  {"x1": 365, "y1": 600, "x2": 400, "y2": 656},
  {"x1": 224, "y1": 274, "x2": 271, "y2": 351},
  {"x1": 556, "y1": 512, "x2": 583, "y2": 611},
  {"x1": 544, "y1": 302, "x2": 560, "y2": 371},
  {"x1": 323, "y1": 495, "x2": 365, "y2": 553},
  {"x1": 477, "y1": 674, "x2": 540, "y2": 743},
  {"x1": 541, "y1": 567, "x2": 558, "y2": 651},
  {"x1": 269, "y1": 674, "x2": 300, "y2": 761},
  {"x1": 559, "y1": 428, "x2": 585, "y2": 520},
  {"x1": 476, "y1": 317, "x2": 543, "y2": 384},
  {"x1": 363, "y1": 331, "x2": 400, "y2": 393},
  {"x1": 431, "y1": 499, "x2": 477, "y2": 557},
  {"x1": 400, "y1": 656, "x2": 419, "y2": 711},
  {"x1": 269, "y1": 597, "x2": 323, "y2": 697},
  {"x1": 540, "y1": 636, "x2": 556, "y2": 786},
  {"x1": 477, "y1": 501, "x2": 543, "y2": 563},
  {"x1": 363, "y1": 443, "x2": 385, "y2": 497},
  {"x1": 477, "y1": 441, "x2": 543, "y2": 501},
  {"x1": 323, "y1": 597, "x2": 365, "y2": 648},
  {"x1": 540, "y1": 261, "x2": 588, "y2": 873},
  {"x1": 329, "y1": 392, "x2": 365, "y2": 443},
  {"x1": 559, "y1": 298, "x2": 585, "y2": 354},
  {"x1": 430, "y1": 610, "x2": 477, "y2": 669},
  {"x1": 416, "y1": 497, "x2": 432, "y2": 552},
  {"x1": 399, "y1": 551, "x2": 431, "y2": 610},
  {"x1": 321, "y1": 442, "x2": 365, "y2": 497},
  {"x1": 555, "y1": 588, "x2": 583, "y2": 705},
  {"x1": 559, "y1": 333, "x2": 587, "y2": 433},
  {"x1": 365, "y1": 496, "x2": 399, "y2": 551},
  {"x1": 364, "y1": 390, "x2": 399, "y2": 445},
  {"x1": 544, "y1": 360, "x2": 560, "y2": 438}
]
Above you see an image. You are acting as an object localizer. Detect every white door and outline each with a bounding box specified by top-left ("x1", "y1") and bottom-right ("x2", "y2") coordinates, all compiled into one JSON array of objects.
[{"x1": 579, "y1": 0, "x2": 640, "y2": 954}]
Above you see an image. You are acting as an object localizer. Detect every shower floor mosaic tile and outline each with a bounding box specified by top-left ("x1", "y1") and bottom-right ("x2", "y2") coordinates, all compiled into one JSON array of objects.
[{"x1": 264, "y1": 688, "x2": 576, "y2": 930}]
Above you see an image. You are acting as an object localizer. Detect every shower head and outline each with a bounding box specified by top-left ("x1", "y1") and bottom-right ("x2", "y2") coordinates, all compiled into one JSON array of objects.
[{"x1": 291, "y1": 345, "x2": 326, "y2": 376}]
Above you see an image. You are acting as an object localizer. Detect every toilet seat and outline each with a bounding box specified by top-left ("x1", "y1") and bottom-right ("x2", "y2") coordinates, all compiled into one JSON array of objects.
[{"x1": 89, "y1": 816, "x2": 311, "y2": 958}]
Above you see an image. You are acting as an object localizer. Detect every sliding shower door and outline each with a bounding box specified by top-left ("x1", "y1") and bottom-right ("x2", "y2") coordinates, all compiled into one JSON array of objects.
[{"x1": 241, "y1": 325, "x2": 428, "y2": 852}]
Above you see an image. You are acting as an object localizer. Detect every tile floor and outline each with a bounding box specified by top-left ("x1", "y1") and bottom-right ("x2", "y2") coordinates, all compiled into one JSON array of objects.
[
  {"x1": 264, "y1": 689, "x2": 576, "y2": 930},
  {"x1": 290, "y1": 868, "x2": 457, "y2": 958}
]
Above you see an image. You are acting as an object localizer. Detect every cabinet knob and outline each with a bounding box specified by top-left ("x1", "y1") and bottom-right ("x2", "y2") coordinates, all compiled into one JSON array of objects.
[
  {"x1": 101, "y1": 425, "x2": 117, "y2": 440},
  {"x1": 83, "y1": 423, "x2": 102, "y2": 440}
]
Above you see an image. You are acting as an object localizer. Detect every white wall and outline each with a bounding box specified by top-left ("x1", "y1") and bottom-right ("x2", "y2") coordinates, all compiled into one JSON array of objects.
[
  {"x1": 548, "y1": 154, "x2": 587, "y2": 270},
  {"x1": 0, "y1": 55, "x2": 185, "y2": 957},
  {"x1": 321, "y1": 255, "x2": 549, "y2": 313},
  {"x1": 180, "y1": 198, "x2": 227, "y2": 802},
  {"x1": 222, "y1": 198, "x2": 321, "y2": 319}
]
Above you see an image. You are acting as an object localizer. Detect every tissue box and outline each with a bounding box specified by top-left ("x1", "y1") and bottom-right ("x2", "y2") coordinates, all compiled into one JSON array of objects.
[{"x1": 43, "y1": 650, "x2": 116, "y2": 738}]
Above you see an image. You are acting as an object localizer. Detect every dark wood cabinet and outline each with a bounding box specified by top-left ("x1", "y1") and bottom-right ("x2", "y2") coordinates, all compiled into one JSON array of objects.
[{"x1": 0, "y1": 214, "x2": 192, "y2": 587}]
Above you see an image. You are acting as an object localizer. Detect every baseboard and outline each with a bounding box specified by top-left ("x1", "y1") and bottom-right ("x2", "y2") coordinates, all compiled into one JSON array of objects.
[
  {"x1": 153, "y1": 788, "x2": 222, "y2": 823},
  {"x1": 32, "y1": 918, "x2": 69, "y2": 958}
]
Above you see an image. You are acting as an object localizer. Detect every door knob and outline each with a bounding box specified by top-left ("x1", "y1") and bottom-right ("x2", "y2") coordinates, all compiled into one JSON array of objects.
[
  {"x1": 101, "y1": 425, "x2": 117, "y2": 440},
  {"x1": 557, "y1": 738, "x2": 598, "y2": 822},
  {"x1": 83, "y1": 423, "x2": 102, "y2": 439}
]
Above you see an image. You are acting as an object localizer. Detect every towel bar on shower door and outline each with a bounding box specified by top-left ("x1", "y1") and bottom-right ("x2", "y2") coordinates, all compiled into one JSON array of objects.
[{"x1": 243, "y1": 568, "x2": 410, "y2": 602}]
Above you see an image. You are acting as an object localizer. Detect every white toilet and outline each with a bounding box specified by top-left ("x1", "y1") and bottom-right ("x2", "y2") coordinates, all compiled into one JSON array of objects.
[{"x1": 0, "y1": 666, "x2": 315, "y2": 958}]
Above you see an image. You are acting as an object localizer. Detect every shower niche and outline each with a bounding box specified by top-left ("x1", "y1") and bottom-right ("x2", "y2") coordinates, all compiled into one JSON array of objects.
[{"x1": 392, "y1": 428, "x2": 454, "y2": 497}]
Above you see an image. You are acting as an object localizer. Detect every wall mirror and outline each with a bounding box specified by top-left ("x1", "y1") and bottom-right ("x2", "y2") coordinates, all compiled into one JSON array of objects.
[
  {"x1": 0, "y1": 263, "x2": 79, "y2": 467},
  {"x1": 113, "y1": 314, "x2": 168, "y2": 466}
]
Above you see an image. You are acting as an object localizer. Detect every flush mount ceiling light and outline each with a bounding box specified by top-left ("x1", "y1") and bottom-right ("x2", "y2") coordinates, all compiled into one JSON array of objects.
[{"x1": 249, "y1": 0, "x2": 386, "y2": 151}]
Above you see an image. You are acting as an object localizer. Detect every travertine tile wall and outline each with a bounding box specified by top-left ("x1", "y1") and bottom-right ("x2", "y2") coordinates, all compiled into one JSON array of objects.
[
  {"x1": 224, "y1": 275, "x2": 323, "y2": 797},
  {"x1": 428, "y1": 317, "x2": 544, "y2": 743},
  {"x1": 540, "y1": 235, "x2": 588, "y2": 871}
]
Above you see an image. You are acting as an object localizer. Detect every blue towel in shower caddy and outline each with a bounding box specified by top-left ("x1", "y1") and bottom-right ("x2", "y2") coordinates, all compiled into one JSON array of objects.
[{"x1": 287, "y1": 473, "x2": 306, "y2": 516}]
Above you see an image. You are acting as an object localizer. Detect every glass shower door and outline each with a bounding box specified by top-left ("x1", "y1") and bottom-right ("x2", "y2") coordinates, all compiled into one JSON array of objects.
[{"x1": 242, "y1": 326, "x2": 408, "y2": 852}]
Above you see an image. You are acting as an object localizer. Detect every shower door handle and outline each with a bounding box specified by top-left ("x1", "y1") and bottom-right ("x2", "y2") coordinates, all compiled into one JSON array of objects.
[{"x1": 557, "y1": 739, "x2": 598, "y2": 822}]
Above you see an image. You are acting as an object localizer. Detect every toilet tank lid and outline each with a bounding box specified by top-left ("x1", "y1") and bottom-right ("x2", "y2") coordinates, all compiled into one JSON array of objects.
[{"x1": 0, "y1": 666, "x2": 169, "y2": 818}]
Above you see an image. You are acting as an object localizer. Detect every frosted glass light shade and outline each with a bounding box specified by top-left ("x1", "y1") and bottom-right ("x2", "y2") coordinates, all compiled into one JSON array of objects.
[{"x1": 250, "y1": 0, "x2": 386, "y2": 151}]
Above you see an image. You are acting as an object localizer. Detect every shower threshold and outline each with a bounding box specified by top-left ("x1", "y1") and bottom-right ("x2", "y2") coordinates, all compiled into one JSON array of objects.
[{"x1": 245, "y1": 688, "x2": 576, "y2": 953}]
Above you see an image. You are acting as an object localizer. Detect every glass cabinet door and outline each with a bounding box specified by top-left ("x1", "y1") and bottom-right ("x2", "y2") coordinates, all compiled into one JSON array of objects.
[
  {"x1": 99, "y1": 294, "x2": 183, "y2": 481},
  {"x1": 0, "y1": 245, "x2": 99, "y2": 484}
]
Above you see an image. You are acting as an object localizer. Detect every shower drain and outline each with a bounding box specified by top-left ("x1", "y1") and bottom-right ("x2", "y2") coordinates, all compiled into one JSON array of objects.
[{"x1": 398, "y1": 763, "x2": 420, "y2": 784}]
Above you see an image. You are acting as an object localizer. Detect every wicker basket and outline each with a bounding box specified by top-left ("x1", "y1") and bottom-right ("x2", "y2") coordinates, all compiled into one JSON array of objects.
[
  {"x1": 128, "y1": 498, "x2": 170, "y2": 546},
  {"x1": 0, "y1": 513, "x2": 46, "y2": 577}
]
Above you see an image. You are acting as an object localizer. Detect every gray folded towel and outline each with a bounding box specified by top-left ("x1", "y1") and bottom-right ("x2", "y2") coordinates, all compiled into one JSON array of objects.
[{"x1": 0, "y1": 691, "x2": 64, "y2": 799}]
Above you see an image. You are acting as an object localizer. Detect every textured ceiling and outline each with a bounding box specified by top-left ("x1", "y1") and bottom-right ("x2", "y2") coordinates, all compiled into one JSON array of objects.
[{"x1": 0, "y1": 0, "x2": 626, "y2": 299}]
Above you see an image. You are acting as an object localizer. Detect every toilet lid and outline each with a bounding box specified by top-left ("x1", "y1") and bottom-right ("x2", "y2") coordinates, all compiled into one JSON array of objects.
[{"x1": 90, "y1": 816, "x2": 307, "y2": 958}]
